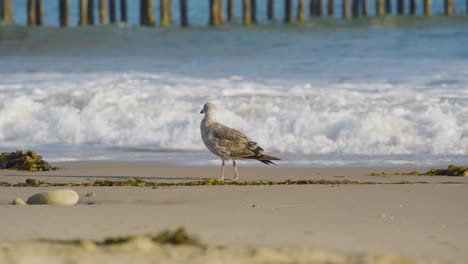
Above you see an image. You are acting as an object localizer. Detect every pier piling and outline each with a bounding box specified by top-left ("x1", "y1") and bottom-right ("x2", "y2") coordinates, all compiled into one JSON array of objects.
[
  {"x1": 100, "y1": 0, "x2": 108, "y2": 24},
  {"x1": 147, "y1": 0, "x2": 156, "y2": 26},
  {"x1": 228, "y1": 0, "x2": 235, "y2": 22},
  {"x1": 318, "y1": 0, "x2": 324, "y2": 16},
  {"x1": 311, "y1": 0, "x2": 323, "y2": 16},
  {"x1": 409, "y1": 0, "x2": 416, "y2": 14},
  {"x1": 343, "y1": 0, "x2": 351, "y2": 19},
  {"x1": 267, "y1": 0, "x2": 274, "y2": 20},
  {"x1": 397, "y1": 0, "x2": 405, "y2": 14},
  {"x1": 251, "y1": 0, "x2": 257, "y2": 23},
  {"x1": 209, "y1": 0, "x2": 220, "y2": 25},
  {"x1": 35, "y1": 0, "x2": 44, "y2": 25},
  {"x1": 376, "y1": 0, "x2": 385, "y2": 15},
  {"x1": 88, "y1": 0, "x2": 95, "y2": 24},
  {"x1": 1, "y1": 0, "x2": 14, "y2": 23},
  {"x1": 28, "y1": 0, "x2": 37, "y2": 25},
  {"x1": 362, "y1": 0, "x2": 369, "y2": 15},
  {"x1": 284, "y1": 0, "x2": 292, "y2": 23},
  {"x1": 180, "y1": 0, "x2": 188, "y2": 26},
  {"x1": 219, "y1": 0, "x2": 225, "y2": 24},
  {"x1": 385, "y1": 0, "x2": 392, "y2": 13},
  {"x1": 79, "y1": 0, "x2": 88, "y2": 26},
  {"x1": 168, "y1": 0, "x2": 173, "y2": 24},
  {"x1": 140, "y1": 0, "x2": 155, "y2": 26},
  {"x1": 445, "y1": 0, "x2": 454, "y2": 15},
  {"x1": 110, "y1": 0, "x2": 116, "y2": 23},
  {"x1": 424, "y1": 0, "x2": 431, "y2": 15},
  {"x1": 4, "y1": 0, "x2": 468, "y2": 29},
  {"x1": 328, "y1": 0, "x2": 334, "y2": 15},
  {"x1": 298, "y1": 0, "x2": 306, "y2": 21},
  {"x1": 352, "y1": 0, "x2": 360, "y2": 16},
  {"x1": 140, "y1": 0, "x2": 146, "y2": 25},
  {"x1": 121, "y1": 0, "x2": 127, "y2": 23},
  {"x1": 59, "y1": 0, "x2": 70, "y2": 27},
  {"x1": 242, "y1": 0, "x2": 252, "y2": 24},
  {"x1": 310, "y1": 0, "x2": 316, "y2": 16},
  {"x1": 161, "y1": 0, "x2": 172, "y2": 27}
]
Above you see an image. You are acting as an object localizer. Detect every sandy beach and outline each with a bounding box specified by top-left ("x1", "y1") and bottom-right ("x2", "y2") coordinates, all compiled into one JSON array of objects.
[
  {"x1": 2, "y1": 1, "x2": 468, "y2": 262},
  {"x1": 0, "y1": 161, "x2": 467, "y2": 263}
]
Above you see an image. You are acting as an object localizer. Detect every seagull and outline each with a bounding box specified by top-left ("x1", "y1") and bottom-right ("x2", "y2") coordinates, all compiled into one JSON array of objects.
[{"x1": 200, "y1": 103, "x2": 281, "y2": 181}]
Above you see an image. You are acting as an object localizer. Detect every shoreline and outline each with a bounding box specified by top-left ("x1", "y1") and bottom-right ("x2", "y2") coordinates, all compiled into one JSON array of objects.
[
  {"x1": 1, "y1": 160, "x2": 466, "y2": 184},
  {"x1": 1, "y1": 161, "x2": 467, "y2": 262}
]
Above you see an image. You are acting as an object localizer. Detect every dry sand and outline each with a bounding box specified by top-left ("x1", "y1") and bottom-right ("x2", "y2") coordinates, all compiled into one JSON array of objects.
[{"x1": 0, "y1": 161, "x2": 467, "y2": 263}]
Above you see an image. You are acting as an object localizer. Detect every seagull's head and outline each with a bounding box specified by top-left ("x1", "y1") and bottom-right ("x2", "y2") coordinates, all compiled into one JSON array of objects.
[{"x1": 200, "y1": 103, "x2": 216, "y2": 115}]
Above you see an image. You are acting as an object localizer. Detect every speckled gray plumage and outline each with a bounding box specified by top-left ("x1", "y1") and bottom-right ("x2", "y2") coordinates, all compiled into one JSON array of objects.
[
  {"x1": 200, "y1": 105, "x2": 262, "y2": 160},
  {"x1": 201, "y1": 118, "x2": 263, "y2": 160},
  {"x1": 200, "y1": 103, "x2": 280, "y2": 164}
]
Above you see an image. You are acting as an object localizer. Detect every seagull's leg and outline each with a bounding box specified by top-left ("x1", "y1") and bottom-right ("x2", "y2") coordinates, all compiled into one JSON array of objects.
[
  {"x1": 231, "y1": 160, "x2": 240, "y2": 181},
  {"x1": 220, "y1": 159, "x2": 225, "y2": 181}
]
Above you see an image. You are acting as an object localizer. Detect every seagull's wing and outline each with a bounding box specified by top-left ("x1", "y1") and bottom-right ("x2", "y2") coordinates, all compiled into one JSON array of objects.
[{"x1": 209, "y1": 122, "x2": 264, "y2": 159}]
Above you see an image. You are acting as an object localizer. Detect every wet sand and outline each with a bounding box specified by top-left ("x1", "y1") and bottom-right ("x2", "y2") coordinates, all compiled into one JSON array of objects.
[{"x1": 0, "y1": 161, "x2": 467, "y2": 263}]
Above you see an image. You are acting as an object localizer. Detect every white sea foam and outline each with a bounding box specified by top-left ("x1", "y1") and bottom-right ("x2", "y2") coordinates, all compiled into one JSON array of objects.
[{"x1": 1, "y1": 70, "x2": 467, "y2": 159}]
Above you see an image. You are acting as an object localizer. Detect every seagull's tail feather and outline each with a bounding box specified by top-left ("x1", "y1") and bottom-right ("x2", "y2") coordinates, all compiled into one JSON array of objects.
[
  {"x1": 259, "y1": 159, "x2": 278, "y2": 166},
  {"x1": 243, "y1": 154, "x2": 281, "y2": 166},
  {"x1": 259, "y1": 154, "x2": 281, "y2": 161}
]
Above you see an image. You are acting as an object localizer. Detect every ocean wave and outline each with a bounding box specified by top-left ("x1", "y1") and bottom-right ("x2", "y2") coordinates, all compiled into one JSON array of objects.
[{"x1": 1, "y1": 71, "x2": 467, "y2": 155}]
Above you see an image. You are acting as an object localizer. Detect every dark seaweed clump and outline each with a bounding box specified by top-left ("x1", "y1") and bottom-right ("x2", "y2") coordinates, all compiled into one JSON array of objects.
[
  {"x1": 0, "y1": 178, "x2": 372, "y2": 187},
  {"x1": 150, "y1": 227, "x2": 200, "y2": 246},
  {"x1": 97, "y1": 227, "x2": 199, "y2": 246},
  {"x1": 370, "y1": 165, "x2": 468, "y2": 177},
  {"x1": 1, "y1": 177, "x2": 436, "y2": 187},
  {"x1": 0, "y1": 151, "x2": 56, "y2": 171},
  {"x1": 40, "y1": 227, "x2": 201, "y2": 247},
  {"x1": 427, "y1": 165, "x2": 468, "y2": 176},
  {"x1": 98, "y1": 227, "x2": 200, "y2": 246}
]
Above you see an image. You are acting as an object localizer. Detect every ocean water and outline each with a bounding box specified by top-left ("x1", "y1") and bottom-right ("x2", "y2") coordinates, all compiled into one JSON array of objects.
[{"x1": 1, "y1": 1, "x2": 468, "y2": 167}]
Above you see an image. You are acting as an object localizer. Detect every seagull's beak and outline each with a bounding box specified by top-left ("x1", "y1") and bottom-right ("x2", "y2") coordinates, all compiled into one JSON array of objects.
[{"x1": 200, "y1": 109, "x2": 204, "y2": 114}]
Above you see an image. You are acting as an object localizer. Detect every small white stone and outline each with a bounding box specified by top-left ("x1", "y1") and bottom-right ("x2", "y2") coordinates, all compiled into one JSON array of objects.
[
  {"x1": 13, "y1": 198, "x2": 27, "y2": 205},
  {"x1": 27, "y1": 189, "x2": 79, "y2": 205}
]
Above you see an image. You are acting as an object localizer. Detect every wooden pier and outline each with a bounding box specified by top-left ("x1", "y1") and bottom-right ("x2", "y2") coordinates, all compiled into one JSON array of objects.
[{"x1": 0, "y1": 0, "x2": 466, "y2": 28}]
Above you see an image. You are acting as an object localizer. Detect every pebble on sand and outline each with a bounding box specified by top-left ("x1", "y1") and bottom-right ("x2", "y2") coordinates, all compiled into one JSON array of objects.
[{"x1": 26, "y1": 189, "x2": 79, "y2": 205}]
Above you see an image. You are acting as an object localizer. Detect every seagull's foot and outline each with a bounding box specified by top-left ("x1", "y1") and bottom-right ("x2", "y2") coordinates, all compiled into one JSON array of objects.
[
  {"x1": 219, "y1": 177, "x2": 225, "y2": 182},
  {"x1": 230, "y1": 176, "x2": 240, "y2": 181}
]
